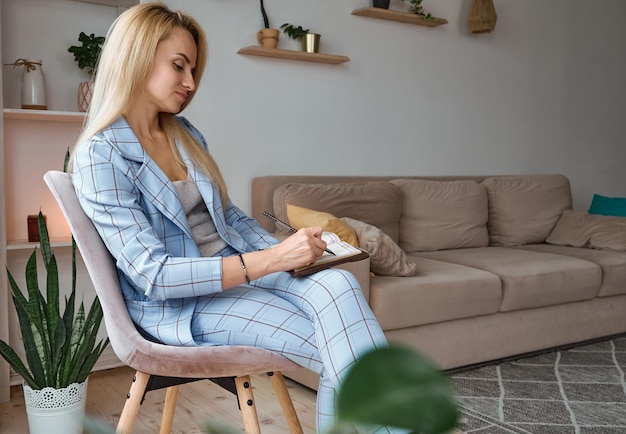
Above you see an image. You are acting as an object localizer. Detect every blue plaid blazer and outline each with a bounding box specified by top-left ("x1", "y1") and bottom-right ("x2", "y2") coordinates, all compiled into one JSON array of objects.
[{"x1": 72, "y1": 116, "x2": 278, "y2": 346}]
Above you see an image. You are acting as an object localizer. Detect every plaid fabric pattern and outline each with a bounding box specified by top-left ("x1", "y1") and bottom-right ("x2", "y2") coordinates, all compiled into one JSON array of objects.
[{"x1": 73, "y1": 116, "x2": 405, "y2": 433}]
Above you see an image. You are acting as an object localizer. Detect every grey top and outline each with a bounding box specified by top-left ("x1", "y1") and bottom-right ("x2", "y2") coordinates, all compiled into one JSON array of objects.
[{"x1": 173, "y1": 176, "x2": 227, "y2": 257}]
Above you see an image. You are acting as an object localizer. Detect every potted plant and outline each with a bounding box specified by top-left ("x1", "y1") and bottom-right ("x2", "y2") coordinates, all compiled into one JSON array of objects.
[
  {"x1": 0, "y1": 154, "x2": 109, "y2": 434},
  {"x1": 256, "y1": 0, "x2": 280, "y2": 48},
  {"x1": 372, "y1": 0, "x2": 391, "y2": 9},
  {"x1": 280, "y1": 23, "x2": 321, "y2": 53},
  {"x1": 401, "y1": 0, "x2": 434, "y2": 19},
  {"x1": 67, "y1": 31, "x2": 105, "y2": 112}
]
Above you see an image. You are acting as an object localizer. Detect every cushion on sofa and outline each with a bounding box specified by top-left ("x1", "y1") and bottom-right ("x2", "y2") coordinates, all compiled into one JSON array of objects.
[
  {"x1": 515, "y1": 243, "x2": 626, "y2": 298},
  {"x1": 588, "y1": 193, "x2": 626, "y2": 217},
  {"x1": 483, "y1": 174, "x2": 572, "y2": 246},
  {"x1": 340, "y1": 217, "x2": 417, "y2": 277},
  {"x1": 286, "y1": 204, "x2": 359, "y2": 246},
  {"x1": 273, "y1": 182, "x2": 402, "y2": 242},
  {"x1": 389, "y1": 179, "x2": 489, "y2": 252},
  {"x1": 368, "y1": 256, "x2": 502, "y2": 331},
  {"x1": 546, "y1": 210, "x2": 626, "y2": 252},
  {"x1": 415, "y1": 247, "x2": 601, "y2": 312}
]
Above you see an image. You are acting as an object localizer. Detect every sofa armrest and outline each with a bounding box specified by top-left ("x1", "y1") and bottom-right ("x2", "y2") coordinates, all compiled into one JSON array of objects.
[{"x1": 268, "y1": 233, "x2": 371, "y2": 302}]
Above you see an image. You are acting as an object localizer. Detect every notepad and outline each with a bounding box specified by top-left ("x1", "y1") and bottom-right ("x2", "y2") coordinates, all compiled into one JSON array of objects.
[{"x1": 291, "y1": 232, "x2": 369, "y2": 277}]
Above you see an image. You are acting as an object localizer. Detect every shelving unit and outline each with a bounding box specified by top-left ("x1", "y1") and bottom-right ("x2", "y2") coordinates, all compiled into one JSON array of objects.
[
  {"x1": 7, "y1": 238, "x2": 73, "y2": 251},
  {"x1": 3, "y1": 108, "x2": 86, "y2": 122},
  {"x1": 351, "y1": 7, "x2": 448, "y2": 27},
  {"x1": 238, "y1": 46, "x2": 350, "y2": 65}
]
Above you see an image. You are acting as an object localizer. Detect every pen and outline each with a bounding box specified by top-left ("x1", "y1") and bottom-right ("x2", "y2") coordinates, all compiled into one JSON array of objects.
[{"x1": 263, "y1": 211, "x2": 336, "y2": 256}]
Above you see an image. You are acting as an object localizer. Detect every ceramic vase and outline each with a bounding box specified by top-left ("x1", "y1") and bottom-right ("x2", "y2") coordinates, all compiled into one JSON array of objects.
[
  {"x1": 23, "y1": 380, "x2": 88, "y2": 434},
  {"x1": 21, "y1": 58, "x2": 47, "y2": 110},
  {"x1": 77, "y1": 81, "x2": 94, "y2": 112},
  {"x1": 257, "y1": 28, "x2": 280, "y2": 48}
]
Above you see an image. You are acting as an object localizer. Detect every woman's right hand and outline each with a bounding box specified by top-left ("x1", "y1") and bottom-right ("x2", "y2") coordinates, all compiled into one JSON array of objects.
[
  {"x1": 222, "y1": 227, "x2": 328, "y2": 289},
  {"x1": 267, "y1": 226, "x2": 328, "y2": 271}
]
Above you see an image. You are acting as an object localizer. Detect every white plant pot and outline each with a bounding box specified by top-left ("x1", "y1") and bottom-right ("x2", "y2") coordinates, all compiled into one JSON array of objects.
[{"x1": 23, "y1": 379, "x2": 88, "y2": 434}]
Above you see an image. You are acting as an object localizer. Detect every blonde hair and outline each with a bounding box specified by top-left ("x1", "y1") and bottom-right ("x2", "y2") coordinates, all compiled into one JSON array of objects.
[{"x1": 71, "y1": 2, "x2": 227, "y2": 203}]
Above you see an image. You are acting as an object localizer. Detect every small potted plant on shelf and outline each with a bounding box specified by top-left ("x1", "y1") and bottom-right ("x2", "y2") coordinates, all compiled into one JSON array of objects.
[
  {"x1": 280, "y1": 23, "x2": 321, "y2": 53},
  {"x1": 68, "y1": 31, "x2": 105, "y2": 112},
  {"x1": 257, "y1": 0, "x2": 280, "y2": 48},
  {"x1": 0, "y1": 152, "x2": 109, "y2": 434},
  {"x1": 401, "y1": 0, "x2": 433, "y2": 19}
]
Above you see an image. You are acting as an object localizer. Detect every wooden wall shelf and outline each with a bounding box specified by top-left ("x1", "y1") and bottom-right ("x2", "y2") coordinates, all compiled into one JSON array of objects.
[
  {"x1": 3, "y1": 109, "x2": 86, "y2": 123},
  {"x1": 351, "y1": 7, "x2": 448, "y2": 27},
  {"x1": 238, "y1": 46, "x2": 350, "y2": 65}
]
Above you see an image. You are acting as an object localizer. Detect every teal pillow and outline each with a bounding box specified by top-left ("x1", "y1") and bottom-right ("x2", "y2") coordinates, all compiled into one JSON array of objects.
[{"x1": 588, "y1": 194, "x2": 626, "y2": 217}]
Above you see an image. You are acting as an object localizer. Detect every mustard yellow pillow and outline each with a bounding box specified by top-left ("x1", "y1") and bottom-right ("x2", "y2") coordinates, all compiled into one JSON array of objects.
[{"x1": 287, "y1": 204, "x2": 359, "y2": 247}]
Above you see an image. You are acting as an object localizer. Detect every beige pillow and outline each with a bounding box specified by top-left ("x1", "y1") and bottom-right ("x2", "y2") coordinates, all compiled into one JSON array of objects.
[
  {"x1": 547, "y1": 210, "x2": 626, "y2": 251},
  {"x1": 390, "y1": 179, "x2": 489, "y2": 253},
  {"x1": 287, "y1": 204, "x2": 359, "y2": 247},
  {"x1": 483, "y1": 175, "x2": 572, "y2": 246},
  {"x1": 341, "y1": 217, "x2": 417, "y2": 277},
  {"x1": 273, "y1": 182, "x2": 402, "y2": 242}
]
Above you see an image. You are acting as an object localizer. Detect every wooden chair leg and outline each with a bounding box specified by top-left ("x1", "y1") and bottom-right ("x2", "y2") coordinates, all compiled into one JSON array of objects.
[
  {"x1": 234, "y1": 375, "x2": 261, "y2": 434},
  {"x1": 268, "y1": 371, "x2": 304, "y2": 434},
  {"x1": 159, "y1": 385, "x2": 179, "y2": 434},
  {"x1": 117, "y1": 371, "x2": 150, "y2": 434}
]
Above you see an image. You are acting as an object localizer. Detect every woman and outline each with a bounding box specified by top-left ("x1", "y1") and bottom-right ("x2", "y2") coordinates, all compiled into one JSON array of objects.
[{"x1": 71, "y1": 3, "x2": 397, "y2": 433}]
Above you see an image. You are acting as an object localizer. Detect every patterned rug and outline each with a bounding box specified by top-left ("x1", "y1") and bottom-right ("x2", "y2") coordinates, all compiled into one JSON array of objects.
[{"x1": 448, "y1": 334, "x2": 626, "y2": 434}]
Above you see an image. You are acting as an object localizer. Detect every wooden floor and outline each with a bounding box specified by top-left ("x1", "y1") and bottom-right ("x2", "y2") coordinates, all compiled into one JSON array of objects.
[{"x1": 0, "y1": 366, "x2": 318, "y2": 433}]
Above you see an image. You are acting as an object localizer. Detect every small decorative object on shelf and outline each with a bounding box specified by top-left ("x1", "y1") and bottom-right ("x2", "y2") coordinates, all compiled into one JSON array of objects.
[
  {"x1": 401, "y1": 0, "x2": 433, "y2": 20},
  {"x1": 280, "y1": 23, "x2": 321, "y2": 53},
  {"x1": 257, "y1": 0, "x2": 280, "y2": 48},
  {"x1": 4, "y1": 58, "x2": 48, "y2": 110},
  {"x1": 27, "y1": 214, "x2": 47, "y2": 242},
  {"x1": 68, "y1": 32, "x2": 105, "y2": 112},
  {"x1": 372, "y1": 0, "x2": 390, "y2": 9},
  {"x1": 302, "y1": 33, "x2": 321, "y2": 53},
  {"x1": 468, "y1": 0, "x2": 497, "y2": 34}
]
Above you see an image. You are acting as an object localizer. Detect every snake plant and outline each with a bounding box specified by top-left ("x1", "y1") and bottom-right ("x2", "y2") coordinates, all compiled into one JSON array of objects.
[{"x1": 0, "y1": 201, "x2": 108, "y2": 389}]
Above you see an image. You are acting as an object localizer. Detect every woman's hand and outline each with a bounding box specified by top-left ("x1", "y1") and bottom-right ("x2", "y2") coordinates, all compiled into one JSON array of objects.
[
  {"x1": 221, "y1": 227, "x2": 327, "y2": 289},
  {"x1": 270, "y1": 227, "x2": 328, "y2": 270}
]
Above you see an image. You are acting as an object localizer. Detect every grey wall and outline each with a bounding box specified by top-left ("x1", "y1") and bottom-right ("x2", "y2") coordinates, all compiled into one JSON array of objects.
[{"x1": 3, "y1": 0, "x2": 625, "y2": 212}]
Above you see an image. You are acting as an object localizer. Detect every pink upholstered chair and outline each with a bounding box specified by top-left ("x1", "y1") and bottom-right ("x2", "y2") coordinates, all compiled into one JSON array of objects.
[{"x1": 44, "y1": 170, "x2": 304, "y2": 434}]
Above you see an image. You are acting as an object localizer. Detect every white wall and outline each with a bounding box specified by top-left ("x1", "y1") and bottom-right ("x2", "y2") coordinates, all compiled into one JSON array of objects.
[{"x1": 3, "y1": 0, "x2": 626, "y2": 212}]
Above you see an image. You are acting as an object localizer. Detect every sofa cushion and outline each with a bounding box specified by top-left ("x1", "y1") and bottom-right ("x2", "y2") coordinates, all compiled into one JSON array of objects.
[
  {"x1": 390, "y1": 179, "x2": 489, "y2": 252},
  {"x1": 286, "y1": 204, "x2": 359, "y2": 247},
  {"x1": 415, "y1": 247, "x2": 601, "y2": 312},
  {"x1": 273, "y1": 182, "x2": 402, "y2": 242},
  {"x1": 340, "y1": 217, "x2": 417, "y2": 277},
  {"x1": 514, "y1": 244, "x2": 626, "y2": 297},
  {"x1": 368, "y1": 256, "x2": 502, "y2": 331},
  {"x1": 483, "y1": 175, "x2": 572, "y2": 246},
  {"x1": 546, "y1": 210, "x2": 626, "y2": 252},
  {"x1": 588, "y1": 193, "x2": 626, "y2": 217}
]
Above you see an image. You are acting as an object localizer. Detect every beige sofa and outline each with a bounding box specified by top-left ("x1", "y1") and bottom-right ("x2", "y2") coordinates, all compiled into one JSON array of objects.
[{"x1": 251, "y1": 174, "x2": 626, "y2": 390}]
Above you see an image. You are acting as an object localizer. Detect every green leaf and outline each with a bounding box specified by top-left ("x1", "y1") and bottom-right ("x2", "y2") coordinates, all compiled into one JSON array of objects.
[
  {"x1": 64, "y1": 148, "x2": 71, "y2": 173},
  {"x1": 0, "y1": 340, "x2": 39, "y2": 388},
  {"x1": 336, "y1": 345, "x2": 458, "y2": 434}
]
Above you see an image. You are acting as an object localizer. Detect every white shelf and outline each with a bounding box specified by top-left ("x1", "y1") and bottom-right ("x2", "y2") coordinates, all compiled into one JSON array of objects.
[
  {"x1": 7, "y1": 238, "x2": 73, "y2": 251},
  {"x1": 3, "y1": 109, "x2": 86, "y2": 123}
]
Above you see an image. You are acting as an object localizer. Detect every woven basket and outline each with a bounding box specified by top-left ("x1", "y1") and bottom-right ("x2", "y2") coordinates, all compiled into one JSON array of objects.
[{"x1": 468, "y1": 0, "x2": 497, "y2": 34}]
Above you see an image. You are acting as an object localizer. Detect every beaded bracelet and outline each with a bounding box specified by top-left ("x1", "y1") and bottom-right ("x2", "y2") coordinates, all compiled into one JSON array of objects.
[{"x1": 238, "y1": 254, "x2": 250, "y2": 284}]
